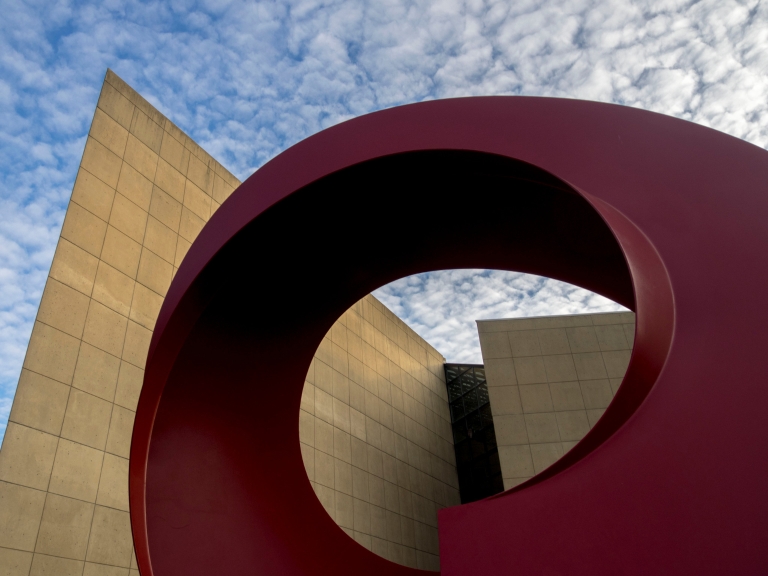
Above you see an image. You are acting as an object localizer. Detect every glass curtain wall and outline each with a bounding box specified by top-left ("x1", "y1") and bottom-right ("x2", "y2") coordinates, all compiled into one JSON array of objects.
[{"x1": 444, "y1": 364, "x2": 504, "y2": 503}]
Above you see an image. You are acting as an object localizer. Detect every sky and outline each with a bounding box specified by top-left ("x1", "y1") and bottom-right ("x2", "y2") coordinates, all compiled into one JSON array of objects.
[
  {"x1": 1, "y1": 0, "x2": 766, "y2": 440},
  {"x1": 373, "y1": 271, "x2": 624, "y2": 363}
]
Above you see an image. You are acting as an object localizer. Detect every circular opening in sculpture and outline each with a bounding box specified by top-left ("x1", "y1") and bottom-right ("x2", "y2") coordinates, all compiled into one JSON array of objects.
[{"x1": 298, "y1": 269, "x2": 632, "y2": 570}]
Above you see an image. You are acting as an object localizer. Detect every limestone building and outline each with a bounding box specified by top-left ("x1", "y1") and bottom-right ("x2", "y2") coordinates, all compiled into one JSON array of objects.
[
  {"x1": 476, "y1": 312, "x2": 634, "y2": 489},
  {"x1": 0, "y1": 70, "x2": 632, "y2": 575},
  {"x1": 0, "y1": 70, "x2": 241, "y2": 576},
  {"x1": 298, "y1": 296, "x2": 458, "y2": 571}
]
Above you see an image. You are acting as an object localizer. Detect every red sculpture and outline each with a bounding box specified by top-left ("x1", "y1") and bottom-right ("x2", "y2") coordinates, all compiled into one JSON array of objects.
[{"x1": 130, "y1": 97, "x2": 768, "y2": 575}]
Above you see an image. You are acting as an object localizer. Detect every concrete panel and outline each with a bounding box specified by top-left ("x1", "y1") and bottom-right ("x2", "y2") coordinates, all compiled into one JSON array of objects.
[
  {"x1": 298, "y1": 296, "x2": 456, "y2": 570},
  {"x1": 478, "y1": 312, "x2": 635, "y2": 487},
  {"x1": 0, "y1": 70, "x2": 240, "y2": 575}
]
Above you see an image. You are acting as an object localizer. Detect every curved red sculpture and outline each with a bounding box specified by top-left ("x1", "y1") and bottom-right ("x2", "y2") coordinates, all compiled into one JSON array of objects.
[{"x1": 130, "y1": 97, "x2": 768, "y2": 575}]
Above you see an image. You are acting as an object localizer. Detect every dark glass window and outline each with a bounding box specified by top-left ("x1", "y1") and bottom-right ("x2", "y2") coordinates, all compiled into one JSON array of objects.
[{"x1": 443, "y1": 363, "x2": 504, "y2": 503}]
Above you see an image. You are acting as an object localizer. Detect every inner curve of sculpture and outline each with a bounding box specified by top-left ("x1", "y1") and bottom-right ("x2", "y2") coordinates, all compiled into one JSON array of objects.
[{"x1": 130, "y1": 97, "x2": 768, "y2": 575}]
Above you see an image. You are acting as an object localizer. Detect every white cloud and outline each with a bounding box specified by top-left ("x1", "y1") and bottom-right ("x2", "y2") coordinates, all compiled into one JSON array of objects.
[
  {"x1": 0, "y1": 0, "x2": 766, "y2": 440},
  {"x1": 373, "y1": 270, "x2": 626, "y2": 363}
]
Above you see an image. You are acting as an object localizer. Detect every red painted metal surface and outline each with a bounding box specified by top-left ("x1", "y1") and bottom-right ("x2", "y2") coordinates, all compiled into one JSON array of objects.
[{"x1": 130, "y1": 97, "x2": 768, "y2": 575}]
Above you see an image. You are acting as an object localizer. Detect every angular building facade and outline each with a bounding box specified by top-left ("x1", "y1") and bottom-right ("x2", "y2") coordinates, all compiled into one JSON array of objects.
[
  {"x1": 0, "y1": 70, "x2": 239, "y2": 576},
  {"x1": 477, "y1": 313, "x2": 634, "y2": 489},
  {"x1": 298, "y1": 297, "x2": 458, "y2": 570},
  {"x1": 0, "y1": 71, "x2": 632, "y2": 575}
]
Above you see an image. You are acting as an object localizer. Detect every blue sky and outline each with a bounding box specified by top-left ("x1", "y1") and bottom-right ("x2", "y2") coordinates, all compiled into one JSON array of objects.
[{"x1": 1, "y1": 0, "x2": 766, "y2": 440}]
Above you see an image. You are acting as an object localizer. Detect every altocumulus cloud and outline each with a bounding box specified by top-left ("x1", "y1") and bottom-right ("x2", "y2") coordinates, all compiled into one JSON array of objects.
[
  {"x1": 373, "y1": 271, "x2": 625, "y2": 364},
  {"x1": 1, "y1": 0, "x2": 767, "y2": 438}
]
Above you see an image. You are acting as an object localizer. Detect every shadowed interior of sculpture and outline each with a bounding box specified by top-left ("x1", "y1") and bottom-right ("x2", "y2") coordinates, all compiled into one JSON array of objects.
[{"x1": 144, "y1": 151, "x2": 635, "y2": 575}]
